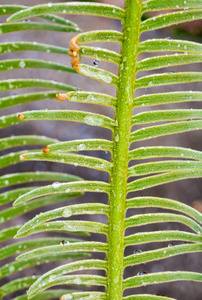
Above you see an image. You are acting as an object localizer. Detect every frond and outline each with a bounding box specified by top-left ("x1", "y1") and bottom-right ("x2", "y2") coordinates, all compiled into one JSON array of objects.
[
  {"x1": 0, "y1": 5, "x2": 86, "y2": 299},
  {"x1": 1, "y1": 1, "x2": 202, "y2": 300}
]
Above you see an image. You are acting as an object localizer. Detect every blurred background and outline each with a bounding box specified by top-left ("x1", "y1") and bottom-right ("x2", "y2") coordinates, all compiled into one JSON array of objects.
[{"x1": 0, "y1": 0, "x2": 202, "y2": 299}]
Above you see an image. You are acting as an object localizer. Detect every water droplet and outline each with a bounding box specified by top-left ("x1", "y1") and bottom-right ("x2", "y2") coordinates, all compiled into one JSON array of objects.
[
  {"x1": 63, "y1": 208, "x2": 72, "y2": 217},
  {"x1": 115, "y1": 134, "x2": 119, "y2": 142},
  {"x1": 168, "y1": 242, "x2": 174, "y2": 247},
  {"x1": 60, "y1": 240, "x2": 69, "y2": 245},
  {"x1": 137, "y1": 271, "x2": 147, "y2": 276},
  {"x1": 184, "y1": 7, "x2": 189, "y2": 11},
  {"x1": 52, "y1": 182, "x2": 61, "y2": 189},
  {"x1": 93, "y1": 59, "x2": 100, "y2": 67},
  {"x1": 166, "y1": 37, "x2": 172, "y2": 40},
  {"x1": 84, "y1": 115, "x2": 103, "y2": 126},
  {"x1": 133, "y1": 249, "x2": 142, "y2": 255},
  {"x1": 77, "y1": 144, "x2": 86, "y2": 150}
]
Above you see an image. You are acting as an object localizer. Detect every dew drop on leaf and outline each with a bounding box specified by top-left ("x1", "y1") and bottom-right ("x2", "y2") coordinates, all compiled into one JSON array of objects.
[
  {"x1": 93, "y1": 59, "x2": 100, "y2": 67},
  {"x1": 133, "y1": 249, "x2": 142, "y2": 255},
  {"x1": 137, "y1": 271, "x2": 147, "y2": 276},
  {"x1": 60, "y1": 240, "x2": 69, "y2": 246},
  {"x1": 52, "y1": 182, "x2": 61, "y2": 189}
]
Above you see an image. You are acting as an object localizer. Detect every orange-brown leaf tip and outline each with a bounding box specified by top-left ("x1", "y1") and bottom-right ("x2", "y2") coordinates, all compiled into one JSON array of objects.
[
  {"x1": 74, "y1": 64, "x2": 80, "y2": 73},
  {"x1": 71, "y1": 56, "x2": 81, "y2": 68},
  {"x1": 56, "y1": 93, "x2": 69, "y2": 101},
  {"x1": 18, "y1": 113, "x2": 24, "y2": 120},
  {"x1": 68, "y1": 48, "x2": 74, "y2": 57},
  {"x1": 72, "y1": 50, "x2": 77, "y2": 57},
  {"x1": 70, "y1": 35, "x2": 79, "y2": 52},
  {"x1": 20, "y1": 154, "x2": 26, "y2": 160},
  {"x1": 43, "y1": 146, "x2": 50, "y2": 154}
]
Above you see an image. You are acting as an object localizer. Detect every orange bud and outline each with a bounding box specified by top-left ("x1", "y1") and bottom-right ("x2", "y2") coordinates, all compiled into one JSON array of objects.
[
  {"x1": 56, "y1": 93, "x2": 69, "y2": 101},
  {"x1": 18, "y1": 113, "x2": 24, "y2": 120},
  {"x1": 43, "y1": 146, "x2": 50, "y2": 154},
  {"x1": 20, "y1": 154, "x2": 26, "y2": 160}
]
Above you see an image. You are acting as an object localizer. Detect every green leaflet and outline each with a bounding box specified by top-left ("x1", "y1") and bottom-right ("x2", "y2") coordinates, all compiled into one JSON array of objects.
[
  {"x1": 0, "y1": 5, "x2": 78, "y2": 27},
  {"x1": 0, "y1": 22, "x2": 79, "y2": 34},
  {"x1": 7, "y1": 3, "x2": 125, "y2": 22},
  {"x1": 141, "y1": 10, "x2": 202, "y2": 32},
  {"x1": 128, "y1": 160, "x2": 202, "y2": 176},
  {"x1": 13, "y1": 181, "x2": 110, "y2": 206},
  {"x1": 78, "y1": 30, "x2": 123, "y2": 44},
  {"x1": 35, "y1": 274, "x2": 106, "y2": 288},
  {"x1": 137, "y1": 53, "x2": 202, "y2": 71},
  {"x1": 12, "y1": 290, "x2": 78, "y2": 300},
  {"x1": 60, "y1": 292, "x2": 106, "y2": 300},
  {"x1": 124, "y1": 243, "x2": 202, "y2": 267},
  {"x1": 47, "y1": 139, "x2": 113, "y2": 152},
  {"x1": 0, "y1": 253, "x2": 88, "y2": 279},
  {"x1": 1, "y1": 1, "x2": 202, "y2": 300},
  {"x1": 0, "y1": 194, "x2": 83, "y2": 224},
  {"x1": 138, "y1": 39, "x2": 202, "y2": 54},
  {"x1": 16, "y1": 242, "x2": 108, "y2": 261},
  {"x1": 126, "y1": 196, "x2": 202, "y2": 223},
  {"x1": 0, "y1": 226, "x2": 21, "y2": 242},
  {"x1": 80, "y1": 46, "x2": 121, "y2": 65},
  {"x1": 0, "y1": 110, "x2": 115, "y2": 130},
  {"x1": 143, "y1": 0, "x2": 202, "y2": 12},
  {"x1": 0, "y1": 41, "x2": 69, "y2": 55},
  {"x1": 133, "y1": 92, "x2": 202, "y2": 107},
  {"x1": 0, "y1": 276, "x2": 39, "y2": 298},
  {"x1": 0, "y1": 171, "x2": 81, "y2": 189},
  {"x1": 130, "y1": 120, "x2": 202, "y2": 142},
  {"x1": 28, "y1": 260, "x2": 107, "y2": 297},
  {"x1": 125, "y1": 213, "x2": 201, "y2": 233},
  {"x1": 15, "y1": 220, "x2": 108, "y2": 236},
  {"x1": 129, "y1": 146, "x2": 202, "y2": 161},
  {"x1": 123, "y1": 296, "x2": 175, "y2": 300},
  {"x1": 0, "y1": 78, "x2": 75, "y2": 92},
  {"x1": 135, "y1": 72, "x2": 202, "y2": 89},
  {"x1": 77, "y1": 64, "x2": 118, "y2": 86},
  {"x1": 123, "y1": 271, "x2": 202, "y2": 289},
  {"x1": 124, "y1": 231, "x2": 202, "y2": 247},
  {"x1": 0, "y1": 59, "x2": 76, "y2": 73},
  {"x1": 132, "y1": 109, "x2": 202, "y2": 124},
  {"x1": 16, "y1": 203, "x2": 109, "y2": 238},
  {"x1": 20, "y1": 151, "x2": 112, "y2": 173},
  {"x1": 0, "y1": 187, "x2": 38, "y2": 206},
  {"x1": 0, "y1": 237, "x2": 81, "y2": 260},
  {"x1": 65, "y1": 91, "x2": 116, "y2": 107},
  {"x1": 127, "y1": 170, "x2": 202, "y2": 192},
  {"x1": 0, "y1": 135, "x2": 57, "y2": 150}
]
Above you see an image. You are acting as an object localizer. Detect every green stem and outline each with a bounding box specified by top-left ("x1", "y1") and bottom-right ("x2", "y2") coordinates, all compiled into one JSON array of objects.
[{"x1": 107, "y1": 1, "x2": 142, "y2": 299}]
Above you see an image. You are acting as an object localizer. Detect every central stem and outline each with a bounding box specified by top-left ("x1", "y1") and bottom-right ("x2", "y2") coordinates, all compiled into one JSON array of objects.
[{"x1": 107, "y1": 1, "x2": 142, "y2": 299}]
